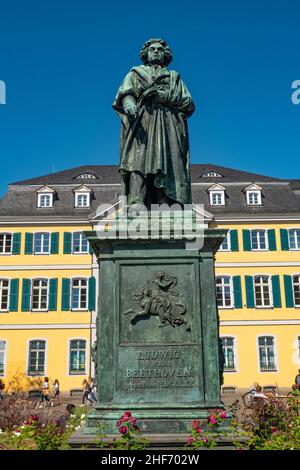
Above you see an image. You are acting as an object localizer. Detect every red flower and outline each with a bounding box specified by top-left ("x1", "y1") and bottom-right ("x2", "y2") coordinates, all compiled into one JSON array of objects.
[
  {"x1": 119, "y1": 425, "x2": 129, "y2": 435},
  {"x1": 271, "y1": 427, "x2": 278, "y2": 433}
]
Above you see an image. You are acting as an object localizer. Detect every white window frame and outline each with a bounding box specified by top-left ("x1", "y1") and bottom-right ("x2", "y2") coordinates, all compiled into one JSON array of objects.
[
  {"x1": 254, "y1": 275, "x2": 273, "y2": 308},
  {"x1": 219, "y1": 231, "x2": 231, "y2": 252},
  {"x1": 27, "y1": 339, "x2": 47, "y2": 376},
  {"x1": 0, "y1": 233, "x2": 13, "y2": 255},
  {"x1": 257, "y1": 335, "x2": 278, "y2": 372},
  {"x1": 210, "y1": 191, "x2": 225, "y2": 206},
  {"x1": 71, "y1": 277, "x2": 88, "y2": 311},
  {"x1": 33, "y1": 232, "x2": 51, "y2": 255},
  {"x1": 202, "y1": 172, "x2": 222, "y2": 178},
  {"x1": 0, "y1": 339, "x2": 7, "y2": 376},
  {"x1": 288, "y1": 229, "x2": 300, "y2": 251},
  {"x1": 246, "y1": 190, "x2": 262, "y2": 206},
  {"x1": 216, "y1": 276, "x2": 233, "y2": 308},
  {"x1": 293, "y1": 275, "x2": 300, "y2": 307},
  {"x1": 72, "y1": 232, "x2": 89, "y2": 254},
  {"x1": 250, "y1": 229, "x2": 268, "y2": 251},
  {"x1": 221, "y1": 336, "x2": 238, "y2": 372},
  {"x1": 68, "y1": 338, "x2": 87, "y2": 375},
  {"x1": 31, "y1": 278, "x2": 49, "y2": 312},
  {"x1": 0, "y1": 279, "x2": 10, "y2": 312},
  {"x1": 76, "y1": 173, "x2": 96, "y2": 180},
  {"x1": 37, "y1": 193, "x2": 53, "y2": 208},
  {"x1": 75, "y1": 192, "x2": 90, "y2": 208}
]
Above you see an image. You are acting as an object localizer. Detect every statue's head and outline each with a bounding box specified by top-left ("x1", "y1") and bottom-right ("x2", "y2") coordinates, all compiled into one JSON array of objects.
[{"x1": 140, "y1": 38, "x2": 173, "y2": 66}]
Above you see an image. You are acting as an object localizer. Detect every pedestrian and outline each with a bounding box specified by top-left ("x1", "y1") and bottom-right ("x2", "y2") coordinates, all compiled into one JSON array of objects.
[
  {"x1": 88, "y1": 377, "x2": 97, "y2": 403},
  {"x1": 51, "y1": 379, "x2": 62, "y2": 406},
  {"x1": 0, "y1": 379, "x2": 4, "y2": 401},
  {"x1": 82, "y1": 379, "x2": 94, "y2": 406},
  {"x1": 294, "y1": 369, "x2": 300, "y2": 391},
  {"x1": 40, "y1": 376, "x2": 50, "y2": 406}
]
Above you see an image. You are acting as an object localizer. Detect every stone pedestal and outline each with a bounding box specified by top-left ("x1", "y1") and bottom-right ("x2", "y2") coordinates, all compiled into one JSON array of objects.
[{"x1": 83, "y1": 224, "x2": 228, "y2": 435}]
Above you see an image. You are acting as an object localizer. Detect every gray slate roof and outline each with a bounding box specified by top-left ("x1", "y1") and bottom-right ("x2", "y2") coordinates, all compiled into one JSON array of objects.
[{"x1": 1, "y1": 164, "x2": 299, "y2": 219}]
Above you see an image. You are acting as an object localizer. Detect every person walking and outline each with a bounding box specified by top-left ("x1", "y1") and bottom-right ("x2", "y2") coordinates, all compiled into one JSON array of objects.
[
  {"x1": 0, "y1": 379, "x2": 4, "y2": 401},
  {"x1": 294, "y1": 369, "x2": 300, "y2": 391},
  {"x1": 51, "y1": 379, "x2": 62, "y2": 406},
  {"x1": 82, "y1": 379, "x2": 94, "y2": 406},
  {"x1": 88, "y1": 377, "x2": 97, "y2": 403},
  {"x1": 40, "y1": 376, "x2": 50, "y2": 407}
]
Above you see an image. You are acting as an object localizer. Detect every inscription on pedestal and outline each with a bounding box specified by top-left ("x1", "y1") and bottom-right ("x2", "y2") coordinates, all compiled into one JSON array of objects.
[{"x1": 122, "y1": 347, "x2": 196, "y2": 391}]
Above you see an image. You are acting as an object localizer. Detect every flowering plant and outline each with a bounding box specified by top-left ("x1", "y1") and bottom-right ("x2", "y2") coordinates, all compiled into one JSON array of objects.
[
  {"x1": 114, "y1": 411, "x2": 148, "y2": 450},
  {"x1": 187, "y1": 409, "x2": 229, "y2": 449}
]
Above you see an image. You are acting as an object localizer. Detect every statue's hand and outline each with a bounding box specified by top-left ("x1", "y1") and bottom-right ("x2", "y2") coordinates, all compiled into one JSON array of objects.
[
  {"x1": 124, "y1": 102, "x2": 138, "y2": 119},
  {"x1": 122, "y1": 95, "x2": 138, "y2": 120}
]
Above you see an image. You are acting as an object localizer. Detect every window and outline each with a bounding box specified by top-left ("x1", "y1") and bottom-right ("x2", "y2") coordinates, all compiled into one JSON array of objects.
[
  {"x1": 75, "y1": 193, "x2": 90, "y2": 208},
  {"x1": 216, "y1": 276, "x2": 232, "y2": 308},
  {"x1": 258, "y1": 336, "x2": 276, "y2": 372},
  {"x1": 73, "y1": 232, "x2": 89, "y2": 254},
  {"x1": 38, "y1": 194, "x2": 53, "y2": 208},
  {"x1": 210, "y1": 191, "x2": 225, "y2": 206},
  {"x1": 34, "y1": 233, "x2": 50, "y2": 254},
  {"x1": 202, "y1": 172, "x2": 222, "y2": 178},
  {"x1": 0, "y1": 340, "x2": 6, "y2": 376},
  {"x1": 251, "y1": 230, "x2": 268, "y2": 251},
  {"x1": 0, "y1": 234, "x2": 12, "y2": 254},
  {"x1": 289, "y1": 229, "x2": 300, "y2": 250},
  {"x1": 254, "y1": 276, "x2": 272, "y2": 307},
  {"x1": 0, "y1": 279, "x2": 9, "y2": 311},
  {"x1": 222, "y1": 337, "x2": 236, "y2": 371},
  {"x1": 28, "y1": 340, "x2": 46, "y2": 375},
  {"x1": 71, "y1": 278, "x2": 88, "y2": 310},
  {"x1": 247, "y1": 191, "x2": 262, "y2": 206},
  {"x1": 32, "y1": 279, "x2": 49, "y2": 311},
  {"x1": 69, "y1": 339, "x2": 86, "y2": 374},
  {"x1": 219, "y1": 231, "x2": 231, "y2": 251},
  {"x1": 76, "y1": 173, "x2": 96, "y2": 180},
  {"x1": 293, "y1": 276, "x2": 300, "y2": 306}
]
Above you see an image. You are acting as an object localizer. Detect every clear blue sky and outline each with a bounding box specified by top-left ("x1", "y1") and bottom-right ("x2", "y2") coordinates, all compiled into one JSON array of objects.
[{"x1": 0, "y1": 0, "x2": 299, "y2": 196}]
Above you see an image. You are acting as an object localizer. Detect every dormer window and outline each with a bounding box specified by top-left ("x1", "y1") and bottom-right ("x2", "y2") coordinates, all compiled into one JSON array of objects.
[
  {"x1": 244, "y1": 184, "x2": 262, "y2": 206},
  {"x1": 74, "y1": 185, "x2": 92, "y2": 208},
  {"x1": 208, "y1": 184, "x2": 226, "y2": 206},
  {"x1": 202, "y1": 172, "x2": 222, "y2": 178},
  {"x1": 36, "y1": 186, "x2": 55, "y2": 208},
  {"x1": 76, "y1": 173, "x2": 96, "y2": 180}
]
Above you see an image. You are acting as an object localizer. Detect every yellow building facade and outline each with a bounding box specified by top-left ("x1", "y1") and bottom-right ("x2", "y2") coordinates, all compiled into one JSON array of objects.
[{"x1": 0, "y1": 164, "x2": 299, "y2": 392}]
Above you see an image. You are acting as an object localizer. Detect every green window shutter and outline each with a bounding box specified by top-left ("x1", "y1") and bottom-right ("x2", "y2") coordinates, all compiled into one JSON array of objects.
[
  {"x1": 230, "y1": 230, "x2": 239, "y2": 252},
  {"x1": 243, "y1": 230, "x2": 251, "y2": 252},
  {"x1": 245, "y1": 276, "x2": 255, "y2": 308},
  {"x1": 89, "y1": 240, "x2": 94, "y2": 255},
  {"x1": 233, "y1": 276, "x2": 243, "y2": 308},
  {"x1": 50, "y1": 233, "x2": 59, "y2": 254},
  {"x1": 21, "y1": 279, "x2": 31, "y2": 311},
  {"x1": 88, "y1": 276, "x2": 96, "y2": 311},
  {"x1": 280, "y1": 229, "x2": 289, "y2": 251},
  {"x1": 284, "y1": 275, "x2": 294, "y2": 308},
  {"x1": 24, "y1": 233, "x2": 33, "y2": 255},
  {"x1": 61, "y1": 278, "x2": 71, "y2": 311},
  {"x1": 63, "y1": 233, "x2": 72, "y2": 254},
  {"x1": 268, "y1": 229, "x2": 277, "y2": 251},
  {"x1": 272, "y1": 275, "x2": 281, "y2": 308},
  {"x1": 12, "y1": 233, "x2": 21, "y2": 255},
  {"x1": 9, "y1": 279, "x2": 19, "y2": 311},
  {"x1": 49, "y1": 278, "x2": 58, "y2": 311}
]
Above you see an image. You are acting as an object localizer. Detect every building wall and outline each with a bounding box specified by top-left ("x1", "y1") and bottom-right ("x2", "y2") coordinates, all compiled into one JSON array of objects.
[
  {"x1": 1, "y1": 221, "x2": 300, "y2": 392},
  {"x1": 215, "y1": 222, "x2": 300, "y2": 389}
]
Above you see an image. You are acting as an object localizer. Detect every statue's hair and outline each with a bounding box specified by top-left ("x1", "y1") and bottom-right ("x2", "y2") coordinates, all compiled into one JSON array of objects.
[{"x1": 139, "y1": 38, "x2": 173, "y2": 66}]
